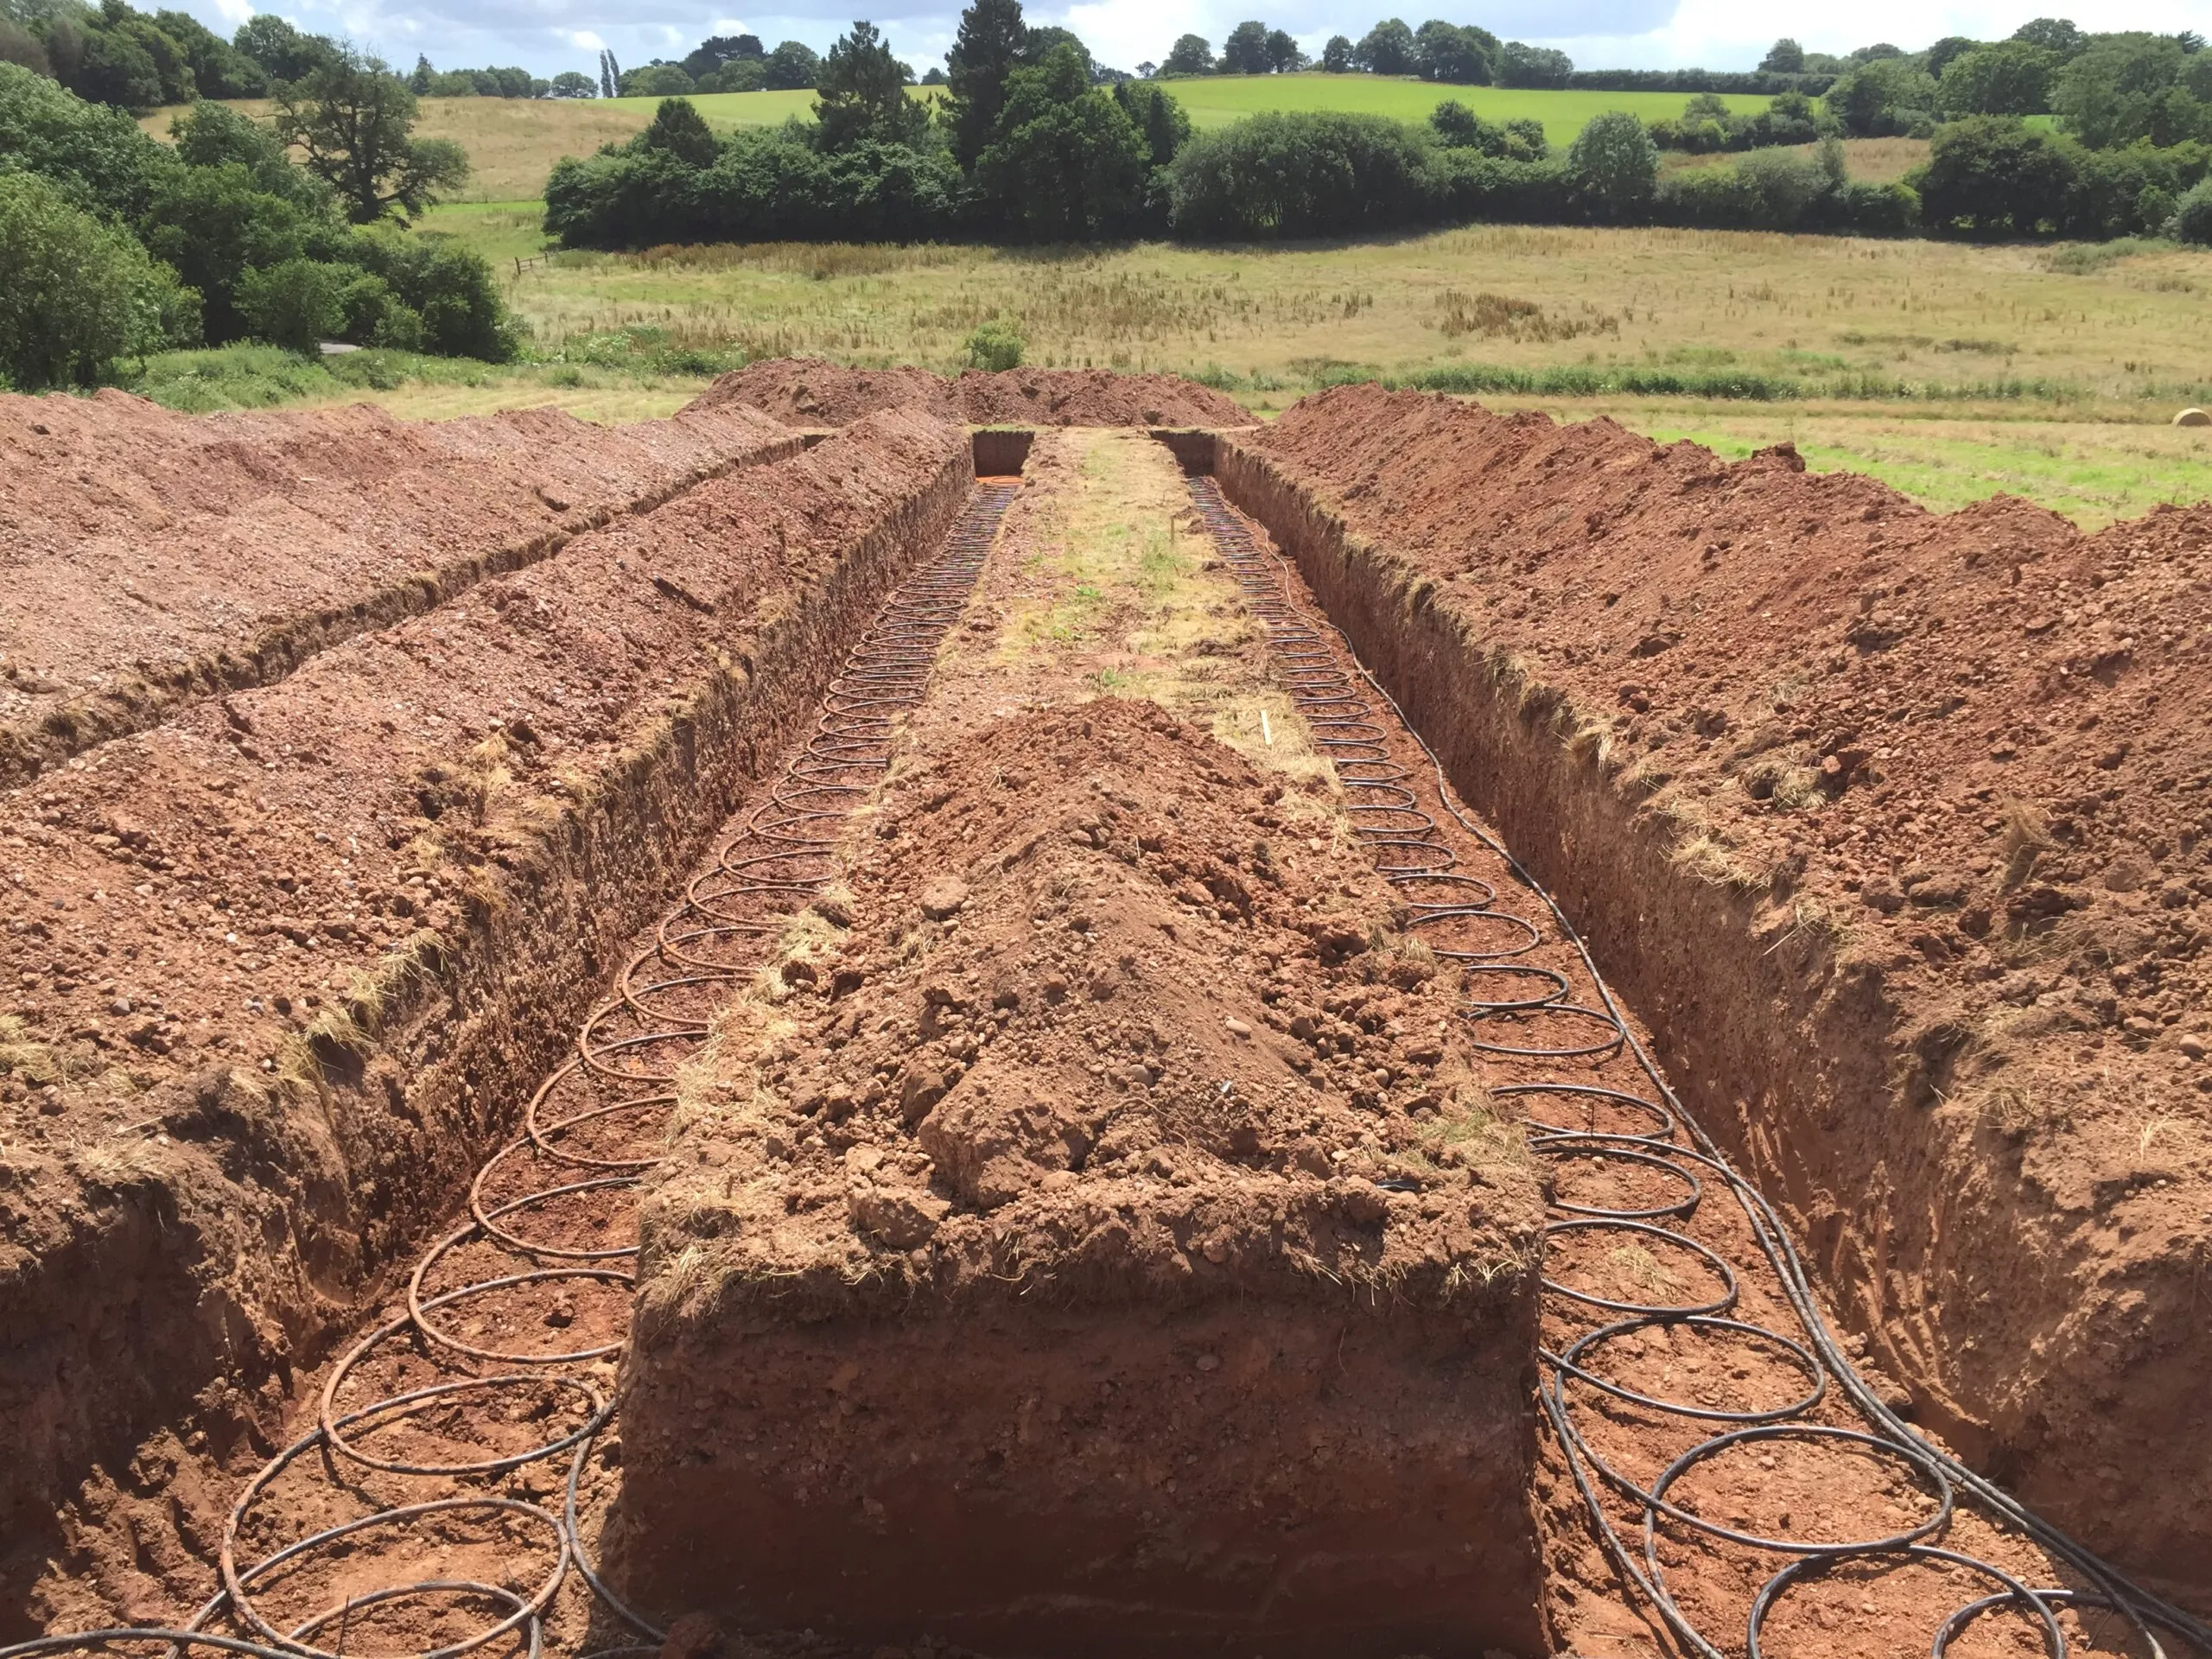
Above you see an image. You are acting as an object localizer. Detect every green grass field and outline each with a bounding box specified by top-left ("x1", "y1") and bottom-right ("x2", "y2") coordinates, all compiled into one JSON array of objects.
[{"x1": 1149, "y1": 74, "x2": 1764, "y2": 141}]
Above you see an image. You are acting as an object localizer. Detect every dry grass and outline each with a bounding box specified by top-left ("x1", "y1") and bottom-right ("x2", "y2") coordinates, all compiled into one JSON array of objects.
[
  {"x1": 415, "y1": 216, "x2": 2212, "y2": 418},
  {"x1": 1663, "y1": 137, "x2": 1930, "y2": 185}
]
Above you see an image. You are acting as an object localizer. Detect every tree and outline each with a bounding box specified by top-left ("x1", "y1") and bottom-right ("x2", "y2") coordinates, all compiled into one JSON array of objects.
[
  {"x1": 1938, "y1": 41, "x2": 2058, "y2": 117},
  {"x1": 1134, "y1": 60, "x2": 1155, "y2": 79},
  {"x1": 1265, "y1": 29, "x2": 1303, "y2": 73},
  {"x1": 620, "y1": 63, "x2": 695, "y2": 97},
  {"x1": 1911, "y1": 114, "x2": 2077, "y2": 233},
  {"x1": 639, "y1": 96, "x2": 717, "y2": 165},
  {"x1": 945, "y1": 0, "x2": 1027, "y2": 168},
  {"x1": 1160, "y1": 34, "x2": 1212, "y2": 77},
  {"x1": 0, "y1": 58, "x2": 175, "y2": 219},
  {"x1": 1568, "y1": 108, "x2": 1657, "y2": 219},
  {"x1": 232, "y1": 14, "x2": 338, "y2": 84},
  {"x1": 1220, "y1": 21, "x2": 1269, "y2": 75},
  {"x1": 1025, "y1": 26, "x2": 1090, "y2": 73},
  {"x1": 1320, "y1": 35, "x2": 1352, "y2": 73},
  {"x1": 1758, "y1": 38, "x2": 1804, "y2": 74},
  {"x1": 683, "y1": 34, "x2": 764, "y2": 79},
  {"x1": 141, "y1": 161, "x2": 308, "y2": 339},
  {"x1": 2053, "y1": 34, "x2": 2211, "y2": 149},
  {"x1": 1166, "y1": 110, "x2": 1438, "y2": 238},
  {"x1": 763, "y1": 40, "x2": 820, "y2": 90},
  {"x1": 270, "y1": 48, "x2": 470, "y2": 222},
  {"x1": 1826, "y1": 56, "x2": 1937, "y2": 136},
  {"x1": 0, "y1": 21, "x2": 49, "y2": 76},
  {"x1": 154, "y1": 9, "x2": 267, "y2": 97},
  {"x1": 1414, "y1": 21, "x2": 1493, "y2": 86},
  {"x1": 67, "y1": 22, "x2": 166, "y2": 112},
  {"x1": 168, "y1": 99, "x2": 327, "y2": 208},
  {"x1": 815, "y1": 20, "x2": 927, "y2": 151},
  {"x1": 1847, "y1": 42, "x2": 1904, "y2": 63},
  {"x1": 2010, "y1": 18, "x2": 2086, "y2": 59},
  {"x1": 1113, "y1": 77, "x2": 1190, "y2": 168},
  {"x1": 550, "y1": 70, "x2": 595, "y2": 98},
  {"x1": 0, "y1": 168, "x2": 189, "y2": 387},
  {"x1": 1924, "y1": 35, "x2": 1979, "y2": 79},
  {"x1": 973, "y1": 41, "x2": 1147, "y2": 239},
  {"x1": 1354, "y1": 18, "x2": 1414, "y2": 75},
  {"x1": 1497, "y1": 41, "x2": 1570, "y2": 89}
]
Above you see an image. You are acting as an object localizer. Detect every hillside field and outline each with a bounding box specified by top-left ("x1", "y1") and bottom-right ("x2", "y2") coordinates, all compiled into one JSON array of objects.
[{"x1": 143, "y1": 78, "x2": 1768, "y2": 201}]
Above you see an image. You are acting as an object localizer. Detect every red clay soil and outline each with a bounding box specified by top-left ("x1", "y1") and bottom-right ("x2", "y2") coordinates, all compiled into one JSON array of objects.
[
  {"x1": 0, "y1": 409, "x2": 972, "y2": 1624},
  {"x1": 1227, "y1": 385, "x2": 2212, "y2": 1602},
  {"x1": 612, "y1": 698, "x2": 1548, "y2": 1656},
  {"x1": 688, "y1": 356, "x2": 1251, "y2": 429},
  {"x1": 0, "y1": 391, "x2": 800, "y2": 785}
]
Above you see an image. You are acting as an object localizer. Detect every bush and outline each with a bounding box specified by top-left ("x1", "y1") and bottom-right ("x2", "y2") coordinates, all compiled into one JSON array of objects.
[
  {"x1": 140, "y1": 161, "x2": 311, "y2": 342},
  {"x1": 1826, "y1": 58, "x2": 1938, "y2": 137},
  {"x1": 1166, "y1": 111, "x2": 1442, "y2": 239},
  {"x1": 964, "y1": 317, "x2": 1024, "y2": 371},
  {"x1": 1912, "y1": 116, "x2": 2079, "y2": 236},
  {"x1": 2171, "y1": 179, "x2": 2212, "y2": 244},
  {"x1": 545, "y1": 125, "x2": 961, "y2": 249},
  {"x1": 346, "y1": 228, "x2": 518, "y2": 359},
  {"x1": 1568, "y1": 110, "x2": 1658, "y2": 220},
  {"x1": 0, "y1": 169, "x2": 194, "y2": 388},
  {"x1": 235, "y1": 255, "x2": 346, "y2": 352}
]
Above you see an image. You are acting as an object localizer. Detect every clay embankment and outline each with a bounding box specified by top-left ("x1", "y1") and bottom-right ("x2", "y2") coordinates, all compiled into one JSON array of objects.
[
  {"x1": 612, "y1": 695, "x2": 1547, "y2": 1655},
  {"x1": 1211, "y1": 385, "x2": 2212, "y2": 1602},
  {"x1": 689, "y1": 357, "x2": 1251, "y2": 429},
  {"x1": 0, "y1": 393, "x2": 802, "y2": 785},
  {"x1": 0, "y1": 409, "x2": 972, "y2": 1603}
]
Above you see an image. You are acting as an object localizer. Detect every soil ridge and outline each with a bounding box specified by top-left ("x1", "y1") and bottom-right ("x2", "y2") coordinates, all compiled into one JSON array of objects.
[
  {"x1": 1217, "y1": 385, "x2": 2212, "y2": 1601},
  {"x1": 687, "y1": 357, "x2": 1252, "y2": 429},
  {"x1": 0, "y1": 393, "x2": 802, "y2": 787},
  {"x1": 0, "y1": 410, "x2": 972, "y2": 1620}
]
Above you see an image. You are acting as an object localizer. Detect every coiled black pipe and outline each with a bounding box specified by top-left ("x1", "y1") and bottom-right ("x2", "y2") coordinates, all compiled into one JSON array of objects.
[
  {"x1": 1181, "y1": 474, "x2": 2209, "y2": 1659},
  {"x1": 3, "y1": 482, "x2": 1018, "y2": 1659}
]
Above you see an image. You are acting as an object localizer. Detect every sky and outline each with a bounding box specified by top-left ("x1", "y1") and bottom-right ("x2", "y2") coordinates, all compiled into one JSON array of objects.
[{"x1": 161, "y1": 0, "x2": 2209, "y2": 85}]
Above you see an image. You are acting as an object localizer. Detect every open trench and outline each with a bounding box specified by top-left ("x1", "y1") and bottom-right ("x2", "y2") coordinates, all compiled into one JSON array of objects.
[{"x1": 8, "y1": 426, "x2": 2206, "y2": 1659}]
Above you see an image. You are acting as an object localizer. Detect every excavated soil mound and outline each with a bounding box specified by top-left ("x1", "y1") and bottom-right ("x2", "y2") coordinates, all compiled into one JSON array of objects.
[
  {"x1": 0, "y1": 391, "x2": 798, "y2": 784},
  {"x1": 1226, "y1": 385, "x2": 2212, "y2": 1599},
  {"x1": 0, "y1": 409, "x2": 971, "y2": 1602},
  {"x1": 688, "y1": 356, "x2": 1251, "y2": 429},
  {"x1": 614, "y1": 698, "x2": 1546, "y2": 1654}
]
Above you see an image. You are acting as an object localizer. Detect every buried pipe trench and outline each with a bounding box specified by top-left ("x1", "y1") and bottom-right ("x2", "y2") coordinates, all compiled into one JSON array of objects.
[{"x1": 1174, "y1": 462, "x2": 2212, "y2": 1657}]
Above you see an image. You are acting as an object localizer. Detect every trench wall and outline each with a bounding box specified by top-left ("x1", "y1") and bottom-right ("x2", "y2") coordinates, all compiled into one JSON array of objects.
[
  {"x1": 1211, "y1": 434, "x2": 2211, "y2": 1602},
  {"x1": 0, "y1": 428, "x2": 975, "y2": 1590}
]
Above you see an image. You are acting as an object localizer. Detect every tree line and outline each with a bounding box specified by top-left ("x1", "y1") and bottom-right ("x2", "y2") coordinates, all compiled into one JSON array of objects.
[
  {"x1": 0, "y1": 53, "x2": 515, "y2": 390},
  {"x1": 1151, "y1": 19, "x2": 1569, "y2": 89},
  {"x1": 542, "y1": 3, "x2": 1923, "y2": 253}
]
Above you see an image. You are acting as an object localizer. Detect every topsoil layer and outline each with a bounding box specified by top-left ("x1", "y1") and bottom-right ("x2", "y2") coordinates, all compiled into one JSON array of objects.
[
  {"x1": 0, "y1": 391, "x2": 799, "y2": 785},
  {"x1": 688, "y1": 358, "x2": 1252, "y2": 431},
  {"x1": 0, "y1": 408, "x2": 970, "y2": 1611},
  {"x1": 637, "y1": 696, "x2": 1541, "y2": 1312},
  {"x1": 1230, "y1": 385, "x2": 2212, "y2": 1598}
]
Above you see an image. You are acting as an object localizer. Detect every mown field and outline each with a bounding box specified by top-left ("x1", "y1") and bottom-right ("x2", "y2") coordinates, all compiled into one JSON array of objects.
[
  {"x1": 144, "y1": 79, "x2": 1769, "y2": 201},
  {"x1": 255, "y1": 214, "x2": 2206, "y2": 530}
]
